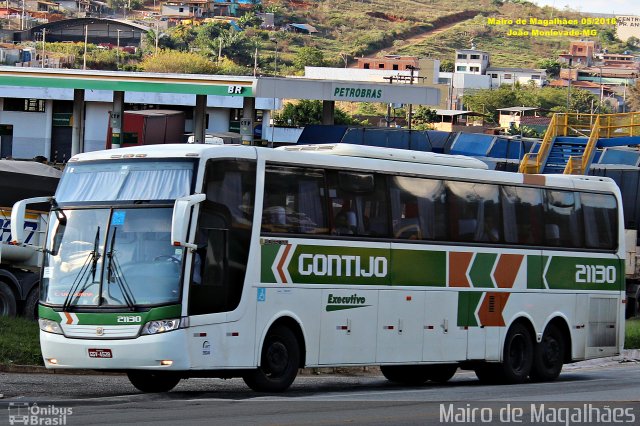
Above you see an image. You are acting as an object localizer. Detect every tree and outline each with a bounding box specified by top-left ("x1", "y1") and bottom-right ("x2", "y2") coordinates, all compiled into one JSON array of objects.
[
  {"x1": 439, "y1": 59, "x2": 454, "y2": 73},
  {"x1": 237, "y1": 11, "x2": 262, "y2": 29},
  {"x1": 140, "y1": 50, "x2": 218, "y2": 74},
  {"x1": 627, "y1": 81, "x2": 640, "y2": 112},
  {"x1": 274, "y1": 100, "x2": 359, "y2": 126},
  {"x1": 626, "y1": 36, "x2": 640, "y2": 50},
  {"x1": 537, "y1": 59, "x2": 561, "y2": 78},
  {"x1": 293, "y1": 46, "x2": 325, "y2": 71},
  {"x1": 412, "y1": 105, "x2": 438, "y2": 130}
]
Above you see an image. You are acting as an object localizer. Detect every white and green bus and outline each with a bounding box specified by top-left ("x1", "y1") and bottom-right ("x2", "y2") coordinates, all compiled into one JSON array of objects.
[{"x1": 12, "y1": 143, "x2": 625, "y2": 393}]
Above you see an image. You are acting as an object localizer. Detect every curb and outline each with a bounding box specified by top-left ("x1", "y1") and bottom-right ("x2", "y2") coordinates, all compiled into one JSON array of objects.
[{"x1": 2, "y1": 350, "x2": 639, "y2": 376}]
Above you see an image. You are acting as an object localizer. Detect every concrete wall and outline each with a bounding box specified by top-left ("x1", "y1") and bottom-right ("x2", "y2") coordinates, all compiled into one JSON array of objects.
[
  {"x1": 85, "y1": 102, "x2": 111, "y2": 152},
  {"x1": 0, "y1": 98, "x2": 52, "y2": 159}
]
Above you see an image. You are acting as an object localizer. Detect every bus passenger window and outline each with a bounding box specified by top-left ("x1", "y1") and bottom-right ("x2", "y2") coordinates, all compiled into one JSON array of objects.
[
  {"x1": 501, "y1": 186, "x2": 544, "y2": 246},
  {"x1": 390, "y1": 176, "x2": 447, "y2": 241},
  {"x1": 327, "y1": 171, "x2": 389, "y2": 237},
  {"x1": 262, "y1": 166, "x2": 328, "y2": 234},
  {"x1": 545, "y1": 190, "x2": 583, "y2": 248},
  {"x1": 447, "y1": 181, "x2": 501, "y2": 243},
  {"x1": 580, "y1": 192, "x2": 617, "y2": 250}
]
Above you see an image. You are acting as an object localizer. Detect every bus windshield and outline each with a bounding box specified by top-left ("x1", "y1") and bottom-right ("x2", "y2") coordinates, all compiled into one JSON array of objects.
[
  {"x1": 55, "y1": 160, "x2": 194, "y2": 203},
  {"x1": 41, "y1": 208, "x2": 183, "y2": 308}
]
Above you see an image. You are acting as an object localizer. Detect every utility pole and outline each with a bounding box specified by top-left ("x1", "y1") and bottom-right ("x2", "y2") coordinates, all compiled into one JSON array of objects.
[
  {"x1": 83, "y1": 25, "x2": 88, "y2": 70},
  {"x1": 41, "y1": 28, "x2": 46, "y2": 68}
]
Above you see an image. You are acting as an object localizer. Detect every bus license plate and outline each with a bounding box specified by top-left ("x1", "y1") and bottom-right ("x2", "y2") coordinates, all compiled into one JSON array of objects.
[{"x1": 88, "y1": 348, "x2": 112, "y2": 358}]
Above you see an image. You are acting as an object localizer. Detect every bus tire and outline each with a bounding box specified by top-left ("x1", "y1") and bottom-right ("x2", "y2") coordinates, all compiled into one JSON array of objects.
[
  {"x1": 380, "y1": 365, "x2": 429, "y2": 385},
  {"x1": 243, "y1": 325, "x2": 300, "y2": 392},
  {"x1": 0, "y1": 282, "x2": 17, "y2": 317},
  {"x1": 498, "y1": 323, "x2": 534, "y2": 384},
  {"x1": 127, "y1": 371, "x2": 181, "y2": 393},
  {"x1": 530, "y1": 324, "x2": 564, "y2": 382},
  {"x1": 24, "y1": 287, "x2": 39, "y2": 320},
  {"x1": 424, "y1": 364, "x2": 458, "y2": 383}
]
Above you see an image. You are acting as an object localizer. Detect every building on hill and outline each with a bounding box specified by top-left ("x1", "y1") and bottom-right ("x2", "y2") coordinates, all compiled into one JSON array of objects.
[
  {"x1": 486, "y1": 67, "x2": 547, "y2": 88},
  {"x1": 356, "y1": 56, "x2": 419, "y2": 71},
  {"x1": 161, "y1": 0, "x2": 212, "y2": 18},
  {"x1": 558, "y1": 40, "x2": 600, "y2": 66},
  {"x1": 454, "y1": 49, "x2": 490, "y2": 75}
]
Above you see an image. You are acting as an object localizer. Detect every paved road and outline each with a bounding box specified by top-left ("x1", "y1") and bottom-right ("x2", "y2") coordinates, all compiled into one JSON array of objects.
[{"x1": 1, "y1": 363, "x2": 640, "y2": 425}]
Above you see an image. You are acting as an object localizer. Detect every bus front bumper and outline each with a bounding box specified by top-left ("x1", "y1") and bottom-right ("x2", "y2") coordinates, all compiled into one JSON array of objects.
[{"x1": 40, "y1": 329, "x2": 190, "y2": 370}]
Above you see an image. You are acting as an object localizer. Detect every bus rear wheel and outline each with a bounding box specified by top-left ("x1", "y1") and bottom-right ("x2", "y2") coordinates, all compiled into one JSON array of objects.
[
  {"x1": 380, "y1": 365, "x2": 429, "y2": 385},
  {"x1": 475, "y1": 323, "x2": 533, "y2": 385},
  {"x1": 0, "y1": 282, "x2": 17, "y2": 317},
  {"x1": 243, "y1": 325, "x2": 300, "y2": 392},
  {"x1": 530, "y1": 324, "x2": 564, "y2": 382},
  {"x1": 499, "y1": 323, "x2": 534, "y2": 384},
  {"x1": 127, "y1": 371, "x2": 181, "y2": 393}
]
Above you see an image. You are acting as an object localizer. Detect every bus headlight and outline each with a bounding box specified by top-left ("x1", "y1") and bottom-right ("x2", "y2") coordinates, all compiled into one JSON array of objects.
[
  {"x1": 141, "y1": 319, "x2": 181, "y2": 335},
  {"x1": 38, "y1": 318, "x2": 62, "y2": 335}
]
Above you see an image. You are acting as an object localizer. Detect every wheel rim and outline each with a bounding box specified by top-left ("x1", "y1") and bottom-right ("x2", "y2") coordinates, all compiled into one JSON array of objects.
[
  {"x1": 264, "y1": 340, "x2": 289, "y2": 377},
  {"x1": 508, "y1": 334, "x2": 528, "y2": 373}
]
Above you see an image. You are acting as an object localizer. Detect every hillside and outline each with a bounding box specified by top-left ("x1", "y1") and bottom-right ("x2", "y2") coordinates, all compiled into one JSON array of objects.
[{"x1": 267, "y1": 0, "x2": 630, "y2": 69}]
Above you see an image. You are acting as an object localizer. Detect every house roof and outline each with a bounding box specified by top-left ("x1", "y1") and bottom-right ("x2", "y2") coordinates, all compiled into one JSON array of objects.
[
  {"x1": 435, "y1": 109, "x2": 472, "y2": 116},
  {"x1": 288, "y1": 23, "x2": 318, "y2": 33},
  {"x1": 496, "y1": 107, "x2": 540, "y2": 113}
]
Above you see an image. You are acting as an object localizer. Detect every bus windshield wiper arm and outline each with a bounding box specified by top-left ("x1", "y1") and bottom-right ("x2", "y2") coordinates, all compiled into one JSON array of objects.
[
  {"x1": 62, "y1": 227, "x2": 100, "y2": 311},
  {"x1": 106, "y1": 228, "x2": 136, "y2": 310}
]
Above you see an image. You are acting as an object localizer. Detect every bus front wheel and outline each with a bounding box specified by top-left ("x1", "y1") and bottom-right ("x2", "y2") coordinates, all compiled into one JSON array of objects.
[
  {"x1": 127, "y1": 371, "x2": 181, "y2": 393},
  {"x1": 243, "y1": 325, "x2": 300, "y2": 392}
]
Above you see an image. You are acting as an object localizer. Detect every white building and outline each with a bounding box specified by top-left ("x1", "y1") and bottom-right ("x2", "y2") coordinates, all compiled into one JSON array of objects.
[
  {"x1": 487, "y1": 67, "x2": 547, "y2": 88},
  {"x1": 454, "y1": 49, "x2": 490, "y2": 75}
]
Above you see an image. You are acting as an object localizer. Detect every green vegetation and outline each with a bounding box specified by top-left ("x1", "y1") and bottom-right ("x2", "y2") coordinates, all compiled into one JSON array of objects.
[
  {"x1": 0, "y1": 317, "x2": 42, "y2": 367},
  {"x1": 273, "y1": 100, "x2": 362, "y2": 126},
  {"x1": 626, "y1": 318, "x2": 640, "y2": 349},
  {"x1": 463, "y1": 85, "x2": 611, "y2": 122}
]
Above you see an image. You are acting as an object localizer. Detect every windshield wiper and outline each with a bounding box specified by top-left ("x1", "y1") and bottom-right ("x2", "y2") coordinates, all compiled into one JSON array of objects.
[
  {"x1": 106, "y1": 227, "x2": 136, "y2": 311},
  {"x1": 62, "y1": 227, "x2": 100, "y2": 311}
]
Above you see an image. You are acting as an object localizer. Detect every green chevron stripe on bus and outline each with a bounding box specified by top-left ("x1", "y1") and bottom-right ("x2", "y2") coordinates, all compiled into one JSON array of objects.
[
  {"x1": 261, "y1": 242, "x2": 447, "y2": 286},
  {"x1": 38, "y1": 304, "x2": 181, "y2": 325},
  {"x1": 457, "y1": 292, "x2": 483, "y2": 327},
  {"x1": 469, "y1": 253, "x2": 498, "y2": 288},
  {"x1": 542, "y1": 256, "x2": 625, "y2": 291}
]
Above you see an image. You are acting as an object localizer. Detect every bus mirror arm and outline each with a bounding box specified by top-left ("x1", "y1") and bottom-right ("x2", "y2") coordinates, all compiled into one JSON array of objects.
[
  {"x1": 171, "y1": 194, "x2": 206, "y2": 248},
  {"x1": 10, "y1": 196, "x2": 53, "y2": 244}
]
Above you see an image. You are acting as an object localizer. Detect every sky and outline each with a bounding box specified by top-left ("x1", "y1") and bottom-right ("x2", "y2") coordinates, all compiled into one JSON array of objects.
[{"x1": 531, "y1": 0, "x2": 639, "y2": 15}]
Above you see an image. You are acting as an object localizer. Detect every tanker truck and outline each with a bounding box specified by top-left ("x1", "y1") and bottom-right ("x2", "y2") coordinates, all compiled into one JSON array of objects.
[{"x1": 0, "y1": 159, "x2": 60, "y2": 318}]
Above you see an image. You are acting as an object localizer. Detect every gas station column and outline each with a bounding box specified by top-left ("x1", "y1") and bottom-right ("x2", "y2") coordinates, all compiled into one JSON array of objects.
[
  {"x1": 71, "y1": 89, "x2": 84, "y2": 155},
  {"x1": 322, "y1": 100, "x2": 335, "y2": 125},
  {"x1": 194, "y1": 94, "x2": 207, "y2": 144},
  {"x1": 110, "y1": 90, "x2": 124, "y2": 149},
  {"x1": 241, "y1": 96, "x2": 255, "y2": 145}
]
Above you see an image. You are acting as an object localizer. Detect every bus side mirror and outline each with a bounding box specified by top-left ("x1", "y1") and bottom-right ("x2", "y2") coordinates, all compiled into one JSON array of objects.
[
  {"x1": 10, "y1": 197, "x2": 53, "y2": 244},
  {"x1": 171, "y1": 194, "x2": 206, "y2": 249}
]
